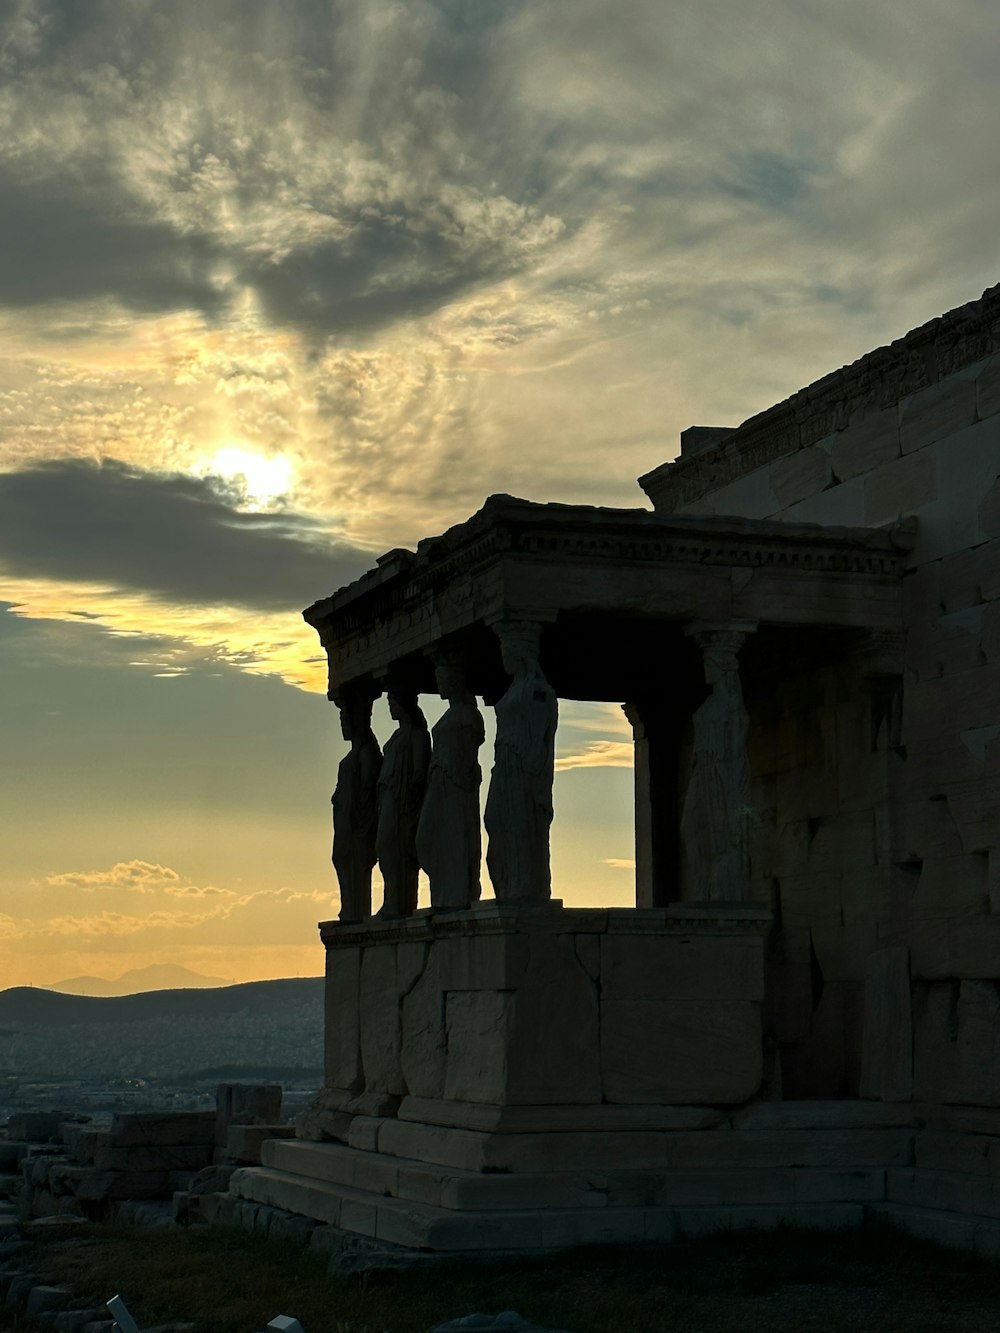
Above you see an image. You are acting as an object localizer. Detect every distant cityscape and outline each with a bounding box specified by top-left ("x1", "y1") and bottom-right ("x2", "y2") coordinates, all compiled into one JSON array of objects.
[{"x1": 0, "y1": 975, "x2": 324, "y2": 1125}]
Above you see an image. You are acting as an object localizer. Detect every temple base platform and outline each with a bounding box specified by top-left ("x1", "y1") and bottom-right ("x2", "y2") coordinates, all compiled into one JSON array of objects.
[{"x1": 218, "y1": 1100, "x2": 1000, "y2": 1258}]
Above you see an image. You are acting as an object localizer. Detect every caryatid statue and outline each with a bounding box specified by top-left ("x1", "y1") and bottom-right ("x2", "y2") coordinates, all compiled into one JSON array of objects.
[
  {"x1": 680, "y1": 623, "x2": 755, "y2": 902},
  {"x1": 331, "y1": 687, "x2": 382, "y2": 922},
  {"x1": 415, "y1": 651, "x2": 485, "y2": 911},
  {"x1": 375, "y1": 688, "x2": 430, "y2": 918},
  {"x1": 485, "y1": 621, "x2": 558, "y2": 902}
]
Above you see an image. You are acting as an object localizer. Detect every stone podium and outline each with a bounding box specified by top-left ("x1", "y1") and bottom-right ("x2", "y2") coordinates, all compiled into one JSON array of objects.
[{"x1": 321, "y1": 902, "x2": 767, "y2": 1113}]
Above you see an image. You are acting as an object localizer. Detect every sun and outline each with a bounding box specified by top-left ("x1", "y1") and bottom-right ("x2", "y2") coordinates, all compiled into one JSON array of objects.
[{"x1": 201, "y1": 446, "x2": 294, "y2": 510}]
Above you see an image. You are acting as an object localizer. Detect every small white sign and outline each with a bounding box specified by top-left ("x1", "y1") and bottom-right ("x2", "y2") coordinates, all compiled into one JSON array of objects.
[{"x1": 107, "y1": 1295, "x2": 142, "y2": 1333}]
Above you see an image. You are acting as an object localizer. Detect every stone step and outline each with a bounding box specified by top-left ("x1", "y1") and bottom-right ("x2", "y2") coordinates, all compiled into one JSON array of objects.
[
  {"x1": 264, "y1": 1139, "x2": 401, "y2": 1196},
  {"x1": 887, "y1": 1167, "x2": 1000, "y2": 1220},
  {"x1": 264, "y1": 1139, "x2": 885, "y2": 1212},
  {"x1": 230, "y1": 1167, "x2": 545, "y2": 1249},
  {"x1": 869, "y1": 1202, "x2": 1000, "y2": 1257},
  {"x1": 231, "y1": 1165, "x2": 864, "y2": 1251},
  {"x1": 375, "y1": 1119, "x2": 913, "y2": 1174},
  {"x1": 394, "y1": 1096, "x2": 922, "y2": 1135},
  {"x1": 914, "y1": 1129, "x2": 1000, "y2": 1174}
]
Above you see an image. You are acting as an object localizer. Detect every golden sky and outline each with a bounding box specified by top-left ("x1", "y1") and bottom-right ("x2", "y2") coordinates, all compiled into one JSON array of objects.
[{"x1": 3, "y1": 0, "x2": 999, "y2": 988}]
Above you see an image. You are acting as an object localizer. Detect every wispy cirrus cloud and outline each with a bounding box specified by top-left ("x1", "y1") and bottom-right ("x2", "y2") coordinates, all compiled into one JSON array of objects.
[{"x1": 554, "y1": 741, "x2": 634, "y2": 773}]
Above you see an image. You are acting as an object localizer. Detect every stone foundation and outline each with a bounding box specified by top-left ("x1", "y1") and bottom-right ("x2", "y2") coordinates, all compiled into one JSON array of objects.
[{"x1": 225, "y1": 1100, "x2": 1000, "y2": 1259}]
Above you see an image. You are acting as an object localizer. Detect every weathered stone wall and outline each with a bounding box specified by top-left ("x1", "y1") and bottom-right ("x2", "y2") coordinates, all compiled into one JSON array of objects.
[
  {"x1": 741, "y1": 649, "x2": 888, "y2": 1098},
  {"x1": 650, "y1": 296, "x2": 1000, "y2": 1105},
  {"x1": 321, "y1": 905, "x2": 769, "y2": 1113}
]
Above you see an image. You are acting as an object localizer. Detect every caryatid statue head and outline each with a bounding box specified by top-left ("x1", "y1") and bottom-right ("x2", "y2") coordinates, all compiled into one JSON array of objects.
[
  {"x1": 386, "y1": 686, "x2": 427, "y2": 728},
  {"x1": 335, "y1": 686, "x2": 376, "y2": 743},
  {"x1": 495, "y1": 620, "x2": 543, "y2": 678},
  {"x1": 432, "y1": 649, "x2": 475, "y2": 705}
]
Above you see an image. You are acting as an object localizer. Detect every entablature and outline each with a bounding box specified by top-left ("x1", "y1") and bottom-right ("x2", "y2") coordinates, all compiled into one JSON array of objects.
[{"x1": 303, "y1": 495, "x2": 915, "y2": 695}]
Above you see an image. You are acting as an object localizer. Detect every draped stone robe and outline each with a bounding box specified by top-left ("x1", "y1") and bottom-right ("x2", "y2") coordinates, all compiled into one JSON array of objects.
[
  {"x1": 485, "y1": 663, "x2": 557, "y2": 902},
  {"x1": 416, "y1": 700, "x2": 485, "y2": 910}
]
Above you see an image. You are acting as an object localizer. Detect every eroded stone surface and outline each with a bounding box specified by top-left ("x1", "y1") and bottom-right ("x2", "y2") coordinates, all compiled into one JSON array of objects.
[{"x1": 860, "y1": 947, "x2": 913, "y2": 1102}]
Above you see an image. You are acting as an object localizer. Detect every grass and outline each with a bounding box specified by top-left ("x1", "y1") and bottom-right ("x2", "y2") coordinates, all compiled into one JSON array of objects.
[{"x1": 3, "y1": 1221, "x2": 1000, "y2": 1332}]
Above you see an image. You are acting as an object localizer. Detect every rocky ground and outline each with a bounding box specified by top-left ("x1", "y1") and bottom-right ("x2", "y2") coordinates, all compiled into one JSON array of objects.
[{"x1": 3, "y1": 1217, "x2": 1000, "y2": 1333}]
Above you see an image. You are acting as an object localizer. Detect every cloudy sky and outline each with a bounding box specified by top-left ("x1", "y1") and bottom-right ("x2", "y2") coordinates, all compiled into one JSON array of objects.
[{"x1": 3, "y1": 0, "x2": 998, "y2": 988}]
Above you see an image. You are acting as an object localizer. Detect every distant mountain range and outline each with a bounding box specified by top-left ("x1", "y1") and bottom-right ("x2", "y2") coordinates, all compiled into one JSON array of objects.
[
  {"x1": 44, "y1": 963, "x2": 233, "y2": 996},
  {"x1": 0, "y1": 977, "x2": 325, "y2": 1080}
]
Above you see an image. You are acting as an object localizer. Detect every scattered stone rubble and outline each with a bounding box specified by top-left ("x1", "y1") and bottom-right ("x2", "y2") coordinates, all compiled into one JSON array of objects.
[
  {"x1": 0, "y1": 1085, "x2": 288, "y2": 1224},
  {"x1": 0, "y1": 1193, "x2": 195, "y2": 1332},
  {"x1": 0, "y1": 1089, "x2": 299, "y2": 1331}
]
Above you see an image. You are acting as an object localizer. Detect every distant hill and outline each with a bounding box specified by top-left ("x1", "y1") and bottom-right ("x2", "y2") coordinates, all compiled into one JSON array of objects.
[
  {"x1": 0, "y1": 977, "x2": 323, "y2": 1026},
  {"x1": 46, "y1": 963, "x2": 232, "y2": 996},
  {"x1": 0, "y1": 977, "x2": 324, "y2": 1080}
]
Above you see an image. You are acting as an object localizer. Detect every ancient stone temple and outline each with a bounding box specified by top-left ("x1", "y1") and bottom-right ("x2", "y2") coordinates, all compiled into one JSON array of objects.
[{"x1": 229, "y1": 284, "x2": 1000, "y2": 1257}]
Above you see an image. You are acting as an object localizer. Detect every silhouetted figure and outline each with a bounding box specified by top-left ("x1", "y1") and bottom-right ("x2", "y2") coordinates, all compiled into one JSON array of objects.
[
  {"x1": 376, "y1": 689, "x2": 430, "y2": 917},
  {"x1": 485, "y1": 622, "x2": 557, "y2": 902},
  {"x1": 332, "y1": 690, "x2": 382, "y2": 921},
  {"x1": 416, "y1": 654, "x2": 485, "y2": 911}
]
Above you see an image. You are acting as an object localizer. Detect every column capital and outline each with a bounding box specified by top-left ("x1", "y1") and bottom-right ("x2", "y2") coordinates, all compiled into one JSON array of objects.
[
  {"x1": 684, "y1": 618, "x2": 757, "y2": 648},
  {"x1": 854, "y1": 629, "x2": 907, "y2": 677},
  {"x1": 684, "y1": 620, "x2": 756, "y2": 682},
  {"x1": 332, "y1": 677, "x2": 381, "y2": 709},
  {"x1": 492, "y1": 619, "x2": 544, "y2": 674},
  {"x1": 621, "y1": 700, "x2": 643, "y2": 732}
]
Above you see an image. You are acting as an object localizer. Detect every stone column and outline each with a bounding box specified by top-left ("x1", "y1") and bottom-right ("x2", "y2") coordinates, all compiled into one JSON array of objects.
[
  {"x1": 375, "y1": 687, "x2": 430, "y2": 917},
  {"x1": 485, "y1": 621, "x2": 558, "y2": 903},
  {"x1": 680, "y1": 622, "x2": 756, "y2": 903},
  {"x1": 623, "y1": 699, "x2": 683, "y2": 908},
  {"x1": 623, "y1": 702, "x2": 655, "y2": 907},
  {"x1": 332, "y1": 684, "x2": 382, "y2": 922},
  {"x1": 416, "y1": 650, "x2": 485, "y2": 911}
]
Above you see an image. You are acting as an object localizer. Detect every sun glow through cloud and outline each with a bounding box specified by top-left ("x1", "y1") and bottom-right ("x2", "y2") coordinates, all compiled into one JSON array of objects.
[{"x1": 199, "y1": 446, "x2": 296, "y2": 511}]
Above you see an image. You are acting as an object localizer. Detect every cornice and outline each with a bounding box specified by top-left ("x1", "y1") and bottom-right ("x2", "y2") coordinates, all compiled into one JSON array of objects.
[
  {"x1": 305, "y1": 501, "x2": 914, "y2": 646},
  {"x1": 639, "y1": 281, "x2": 1000, "y2": 511}
]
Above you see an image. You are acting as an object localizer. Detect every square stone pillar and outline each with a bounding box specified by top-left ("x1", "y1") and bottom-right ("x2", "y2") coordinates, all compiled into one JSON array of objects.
[{"x1": 623, "y1": 699, "x2": 680, "y2": 908}]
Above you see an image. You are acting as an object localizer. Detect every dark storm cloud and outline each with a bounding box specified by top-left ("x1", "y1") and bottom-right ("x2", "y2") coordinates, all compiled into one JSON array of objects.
[
  {"x1": 248, "y1": 209, "x2": 536, "y2": 336},
  {"x1": 0, "y1": 460, "x2": 370, "y2": 610},
  {"x1": 0, "y1": 168, "x2": 226, "y2": 314}
]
